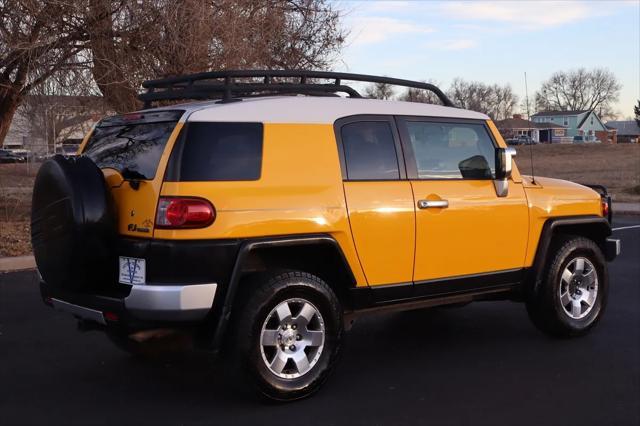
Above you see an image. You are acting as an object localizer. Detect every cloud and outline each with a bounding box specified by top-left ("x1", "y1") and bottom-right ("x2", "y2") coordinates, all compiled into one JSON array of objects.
[
  {"x1": 348, "y1": 17, "x2": 435, "y2": 45},
  {"x1": 440, "y1": 1, "x2": 599, "y2": 29},
  {"x1": 425, "y1": 39, "x2": 478, "y2": 51}
]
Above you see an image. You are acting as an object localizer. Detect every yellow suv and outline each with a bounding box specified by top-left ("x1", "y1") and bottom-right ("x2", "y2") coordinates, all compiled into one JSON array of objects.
[{"x1": 31, "y1": 71, "x2": 620, "y2": 401}]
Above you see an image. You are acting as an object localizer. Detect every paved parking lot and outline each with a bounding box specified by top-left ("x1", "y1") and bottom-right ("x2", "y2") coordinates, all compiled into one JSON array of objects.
[{"x1": 1, "y1": 216, "x2": 638, "y2": 425}]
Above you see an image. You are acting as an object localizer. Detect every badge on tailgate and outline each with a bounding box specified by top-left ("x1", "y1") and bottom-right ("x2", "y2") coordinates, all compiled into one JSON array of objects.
[{"x1": 119, "y1": 256, "x2": 146, "y2": 285}]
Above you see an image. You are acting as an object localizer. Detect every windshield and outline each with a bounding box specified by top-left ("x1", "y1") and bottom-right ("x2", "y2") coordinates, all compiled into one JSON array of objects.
[{"x1": 83, "y1": 110, "x2": 183, "y2": 180}]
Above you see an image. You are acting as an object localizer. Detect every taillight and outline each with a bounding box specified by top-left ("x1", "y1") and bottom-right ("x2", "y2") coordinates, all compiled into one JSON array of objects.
[{"x1": 156, "y1": 197, "x2": 215, "y2": 229}]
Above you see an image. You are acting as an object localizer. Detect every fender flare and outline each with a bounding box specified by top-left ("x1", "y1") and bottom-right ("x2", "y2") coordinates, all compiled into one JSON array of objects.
[
  {"x1": 207, "y1": 234, "x2": 356, "y2": 351},
  {"x1": 526, "y1": 215, "x2": 611, "y2": 297}
]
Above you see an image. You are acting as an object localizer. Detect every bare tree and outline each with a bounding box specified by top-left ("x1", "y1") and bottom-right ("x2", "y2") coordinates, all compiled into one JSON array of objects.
[
  {"x1": 0, "y1": 0, "x2": 346, "y2": 146},
  {"x1": 534, "y1": 68, "x2": 621, "y2": 120},
  {"x1": 397, "y1": 80, "x2": 443, "y2": 104},
  {"x1": 365, "y1": 82, "x2": 394, "y2": 100},
  {"x1": 21, "y1": 68, "x2": 110, "y2": 152},
  {"x1": 0, "y1": 1, "x2": 99, "y2": 147},
  {"x1": 447, "y1": 78, "x2": 518, "y2": 121},
  {"x1": 88, "y1": 0, "x2": 346, "y2": 113},
  {"x1": 634, "y1": 100, "x2": 640, "y2": 127}
]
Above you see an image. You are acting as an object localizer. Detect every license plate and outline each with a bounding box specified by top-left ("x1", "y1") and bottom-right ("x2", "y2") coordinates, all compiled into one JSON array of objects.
[{"x1": 119, "y1": 257, "x2": 146, "y2": 285}]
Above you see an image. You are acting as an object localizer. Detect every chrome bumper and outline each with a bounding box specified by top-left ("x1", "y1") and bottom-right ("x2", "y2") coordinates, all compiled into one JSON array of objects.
[
  {"x1": 50, "y1": 283, "x2": 217, "y2": 323},
  {"x1": 125, "y1": 283, "x2": 217, "y2": 321},
  {"x1": 605, "y1": 238, "x2": 621, "y2": 261}
]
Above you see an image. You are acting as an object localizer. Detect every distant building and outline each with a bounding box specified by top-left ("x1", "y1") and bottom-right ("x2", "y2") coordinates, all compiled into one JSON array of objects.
[
  {"x1": 2, "y1": 95, "x2": 107, "y2": 154},
  {"x1": 531, "y1": 110, "x2": 611, "y2": 142},
  {"x1": 495, "y1": 114, "x2": 567, "y2": 143},
  {"x1": 605, "y1": 121, "x2": 640, "y2": 144}
]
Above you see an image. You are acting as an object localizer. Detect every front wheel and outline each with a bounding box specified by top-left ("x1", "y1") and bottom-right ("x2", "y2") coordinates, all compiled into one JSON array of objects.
[
  {"x1": 231, "y1": 271, "x2": 343, "y2": 401},
  {"x1": 526, "y1": 236, "x2": 608, "y2": 337}
]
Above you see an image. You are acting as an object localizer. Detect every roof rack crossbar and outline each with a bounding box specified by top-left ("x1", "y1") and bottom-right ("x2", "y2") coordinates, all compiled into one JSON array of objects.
[{"x1": 139, "y1": 70, "x2": 455, "y2": 108}]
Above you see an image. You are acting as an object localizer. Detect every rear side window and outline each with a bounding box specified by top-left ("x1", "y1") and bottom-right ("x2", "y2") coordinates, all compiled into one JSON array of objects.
[
  {"x1": 168, "y1": 122, "x2": 263, "y2": 181},
  {"x1": 341, "y1": 121, "x2": 400, "y2": 180}
]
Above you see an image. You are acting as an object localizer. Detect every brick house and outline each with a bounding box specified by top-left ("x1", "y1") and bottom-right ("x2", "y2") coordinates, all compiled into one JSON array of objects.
[{"x1": 605, "y1": 121, "x2": 639, "y2": 144}]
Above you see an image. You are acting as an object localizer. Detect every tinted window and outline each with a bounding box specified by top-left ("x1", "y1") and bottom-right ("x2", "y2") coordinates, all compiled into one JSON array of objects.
[
  {"x1": 341, "y1": 121, "x2": 399, "y2": 180},
  {"x1": 85, "y1": 120, "x2": 178, "y2": 180},
  {"x1": 174, "y1": 122, "x2": 263, "y2": 181},
  {"x1": 404, "y1": 121, "x2": 495, "y2": 179}
]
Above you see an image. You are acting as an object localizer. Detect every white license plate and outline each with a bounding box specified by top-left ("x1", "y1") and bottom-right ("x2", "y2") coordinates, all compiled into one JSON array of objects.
[{"x1": 119, "y1": 256, "x2": 146, "y2": 285}]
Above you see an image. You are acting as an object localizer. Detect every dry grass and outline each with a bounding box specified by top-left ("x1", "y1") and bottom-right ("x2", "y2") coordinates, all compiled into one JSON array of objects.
[
  {"x1": 515, "y1": 144, "x2": 640, "y2": 202},
  {"x1": 0, "y1": 145, "x2": 639, "y2": 257},
  {"x1": 0, "y1": 163, "x2": 38, "y2": 257}
]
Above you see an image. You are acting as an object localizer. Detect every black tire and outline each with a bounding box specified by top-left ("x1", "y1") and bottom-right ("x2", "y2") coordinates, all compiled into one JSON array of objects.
[
  {"x1": 526, "y1": 235, "x2": 608, "y2": 337},
  {"x1": 230, "y1": 271, "x2": 343, "y2": 401}
]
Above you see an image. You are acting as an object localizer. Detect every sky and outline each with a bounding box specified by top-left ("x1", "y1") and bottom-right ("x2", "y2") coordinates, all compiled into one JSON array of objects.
[{"x1": 333, "y1": 0, "x2": 640, "y2": 119}]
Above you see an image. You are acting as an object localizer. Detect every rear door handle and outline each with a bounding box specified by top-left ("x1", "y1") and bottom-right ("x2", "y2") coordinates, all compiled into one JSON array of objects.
[{"x1": 417, "y1": 199, "x2": 449, "y2": 209}]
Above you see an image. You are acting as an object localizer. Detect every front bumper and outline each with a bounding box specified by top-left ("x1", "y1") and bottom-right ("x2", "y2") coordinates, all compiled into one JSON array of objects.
[
  {"x1": 604, "y1": 238, "x2": 621, "y2": 262},
  {"x1": 42, "y1": 281, "x2": 217, "y2": 326}
]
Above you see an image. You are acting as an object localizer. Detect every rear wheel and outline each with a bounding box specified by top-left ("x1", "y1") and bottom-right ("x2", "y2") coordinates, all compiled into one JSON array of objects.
[
  {"x1": 526, "y1": 236, "x2": 608, "y2": 337},
  {"x1": 230, "y1": 271, "x2": 343, "y2": 401}
]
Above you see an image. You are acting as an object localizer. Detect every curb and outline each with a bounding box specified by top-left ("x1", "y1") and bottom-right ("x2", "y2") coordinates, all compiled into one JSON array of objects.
[{"x1": 0, "y1": 255, "x2": 36, "y2": 273}]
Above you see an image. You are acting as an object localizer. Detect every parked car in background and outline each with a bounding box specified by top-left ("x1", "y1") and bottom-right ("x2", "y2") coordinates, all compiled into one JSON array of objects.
[
  {"x1": 507, "y1": 135, "x2": 536, "y2": 145},
  {"x1": 0, "y1": 149, "x2": 26, "y2": 163}
]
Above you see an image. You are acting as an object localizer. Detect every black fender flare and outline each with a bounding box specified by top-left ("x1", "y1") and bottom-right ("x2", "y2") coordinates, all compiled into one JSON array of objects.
[
  {"x1": 207, "y1": 234, "x2": 356, "y2": 352},
  {"x1": 526, "y1": 215, "x2": 611, "y2": 298}
]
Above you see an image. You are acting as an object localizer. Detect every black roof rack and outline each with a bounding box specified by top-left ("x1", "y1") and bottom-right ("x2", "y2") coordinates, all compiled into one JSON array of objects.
[{"x1": 139, "y1": 70, "x2": 455, "y2": 108}]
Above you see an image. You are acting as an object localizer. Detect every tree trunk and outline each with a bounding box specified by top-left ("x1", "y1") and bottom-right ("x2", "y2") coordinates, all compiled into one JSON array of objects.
[
  {"x1": 0, "y1": 90, "x2": 21, "y2": 148},
  {"x1": 87, "y1": 0, "x2": 141, "y2": 113}
]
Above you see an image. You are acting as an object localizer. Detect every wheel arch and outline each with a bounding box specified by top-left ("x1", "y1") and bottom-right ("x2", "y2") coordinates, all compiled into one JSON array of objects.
[
  {"x1": 206, "y1": 234, "x2": 357, "y2": 352},
  {"x1": 526, "y1": 215, "x2": 611, "y2": 297}
]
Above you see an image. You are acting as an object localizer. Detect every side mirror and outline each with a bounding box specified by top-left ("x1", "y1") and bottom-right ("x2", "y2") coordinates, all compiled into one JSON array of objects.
[{"x1": 494, "y1": 147, "x2": 517, "y2": 197}]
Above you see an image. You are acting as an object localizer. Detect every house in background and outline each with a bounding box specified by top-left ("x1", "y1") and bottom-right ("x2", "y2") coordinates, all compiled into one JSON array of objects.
[
  {"x1": 2, "y1": 95, "x2": 107, "y2": 155},
  {"x1": 495, "y1": 114, "x2": 567, "y2": 143},
  {"x1": 605, "y1": 121, "x2": 640, "y2": 143},
  {"x1": 531, "y1": 110, "x2": 610, "y2": 142}
]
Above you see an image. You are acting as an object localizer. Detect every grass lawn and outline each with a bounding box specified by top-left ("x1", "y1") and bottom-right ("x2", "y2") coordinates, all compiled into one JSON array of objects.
[
  {"x1": 514, "y1": 143, "x2": 640, "y2": 202},
  {"x1": 1, "y1": 143, "x2": 638, "y2": 257}
]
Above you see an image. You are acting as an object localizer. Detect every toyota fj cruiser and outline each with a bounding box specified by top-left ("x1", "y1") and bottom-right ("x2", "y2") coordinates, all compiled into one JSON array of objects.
[{"x1": 31, "y1": 71, "x2": 620, "y2": 401}]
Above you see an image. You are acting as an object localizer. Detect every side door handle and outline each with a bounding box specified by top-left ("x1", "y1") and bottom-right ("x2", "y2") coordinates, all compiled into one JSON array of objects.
[{"x1": 417, "y1": 199, "x2": 449, "y2": 209}]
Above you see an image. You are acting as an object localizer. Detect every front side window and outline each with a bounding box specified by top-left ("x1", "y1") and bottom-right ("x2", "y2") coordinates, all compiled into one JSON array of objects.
[
  {"x1": 341, "y1": 121, "x2": 400, "y2": 180},
  {"x1": 403, "y1": 121, "x2": 496, "y2": 179}
]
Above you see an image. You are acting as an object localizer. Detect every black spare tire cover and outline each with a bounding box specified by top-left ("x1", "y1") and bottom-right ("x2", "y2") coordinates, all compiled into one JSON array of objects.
[{"x1": 31, "y1": 155, "x2": 115, "y2": 290}]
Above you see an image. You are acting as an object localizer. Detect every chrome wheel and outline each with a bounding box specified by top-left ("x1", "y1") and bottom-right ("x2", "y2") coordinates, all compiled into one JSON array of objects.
[
  {"x1": 260, "y1": 298, "x2": 325, "y2": 379},
  {"x1": 559, "y1": 257, "x2": 598, "y2": 320}
]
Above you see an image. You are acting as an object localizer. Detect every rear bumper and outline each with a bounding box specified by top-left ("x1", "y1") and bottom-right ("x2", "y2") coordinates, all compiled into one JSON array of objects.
[
  {"x1": 42, "y1": 281, "x2": 217, "y2": 326},
  {"x1": 126, "y1": 283, "x2": 217, "y2": 320}
]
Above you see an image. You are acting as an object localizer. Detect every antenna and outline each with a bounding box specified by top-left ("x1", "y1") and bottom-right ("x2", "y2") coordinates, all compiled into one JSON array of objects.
[{"x1": 524, "y1": 72, "x2": 536, "y2": 184}]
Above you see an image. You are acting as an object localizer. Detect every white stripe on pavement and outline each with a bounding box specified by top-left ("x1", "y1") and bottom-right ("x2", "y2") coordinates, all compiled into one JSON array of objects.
[{"x1": 612, "y1": 225, "x2": 640, "y2": 231}]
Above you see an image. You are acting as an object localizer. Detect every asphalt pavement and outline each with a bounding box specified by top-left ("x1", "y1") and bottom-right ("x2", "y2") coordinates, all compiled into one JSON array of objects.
[{"x1": 1, "y1": 216, "x2": 639, "y2": 426}]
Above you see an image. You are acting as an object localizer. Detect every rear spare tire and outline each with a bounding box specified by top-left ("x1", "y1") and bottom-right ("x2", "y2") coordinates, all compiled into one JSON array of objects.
[{"x1": 31, "y1": 155, "x2": 115, "y2": 290}]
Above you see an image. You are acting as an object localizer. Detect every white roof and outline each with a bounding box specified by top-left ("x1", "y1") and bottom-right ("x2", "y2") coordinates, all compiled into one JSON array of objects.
[{"x1": 154, "y1": 96, "x2": 489, "y2": 124}]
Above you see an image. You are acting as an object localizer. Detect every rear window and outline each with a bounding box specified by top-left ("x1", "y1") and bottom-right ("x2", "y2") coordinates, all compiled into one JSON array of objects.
[
  {"x1": 167, "y1": 122, "x2": 263, "y2": 181},
  {"x1": 84, "y1": 110, "x2": 183, "y2": 180}
]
